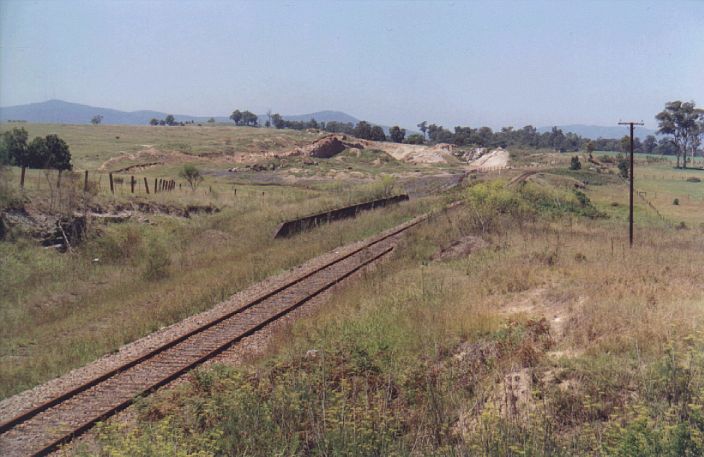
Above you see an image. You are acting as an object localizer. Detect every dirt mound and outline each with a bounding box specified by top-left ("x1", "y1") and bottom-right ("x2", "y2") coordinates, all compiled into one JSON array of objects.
[
  {"x1": 282, "y1": 135, "x2": 453, "y2": 164},
  {"x1": 431, "y1": 235, "x2": 488, "y2": 261},
  {"x1": 375, "y1": 142, "x2": 454, "y2": 164},
  {"x1": 468, "y1": 148, "x2": 509, "y2": 171},
  {"x1": 306, "y1": 136, "x2": 347, "y2": 158}
]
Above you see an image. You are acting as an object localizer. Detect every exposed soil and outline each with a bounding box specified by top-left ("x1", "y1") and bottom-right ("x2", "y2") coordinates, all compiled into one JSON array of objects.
[{"x1": 467, "y1": 148, "x2": 510, "y2": 171}]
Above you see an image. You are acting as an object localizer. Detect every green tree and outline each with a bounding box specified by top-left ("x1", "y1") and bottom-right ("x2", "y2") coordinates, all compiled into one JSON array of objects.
[
  {"x1": 405, "y1": 133, "x2": 424, "y2": 145},
  {"x1": 271, "y1": 113, "x2": 285, "y2": 129},
  {"x1": 45, "y1": 134, "x2": 72, "y2": 170},
  {"x1": 354, "y1": 121, "x2": 373, "y2": 140},
  {"x1": 370, "y1": 125, "x2": 386, "y2": 141},
  {"x1": 389, "y1": 126, "x2": 406, "y2": 143},
  {"x1": 179, "y1": 164, "x2": 203, "y2": 191},
  {"x1": 618, "y1": 157, "x2": 629, "y2": 179},
  {"x1": 27, "y1": 137, "x2": 49, "y2": 168},
  {"x1": 642, "y1": 135, "x2": 657, "y2": 154},
  {"x1": 149, "y1": 118, "x2": 159, "y2": 126},
  {"x1": 230, "y1": 110, "x2": 242, "y2": 126},
  {"x1": 165, "y1": 114, "x2": 176, "y2": 126},
  {"x1": 417, "y1": 121, "x2": 428, "y2": 139},
  {"x1": 656, "y1": 100, "x2": 703, "y2": 168},
  {"x1": 91, "y1": 114, "x2": 103, "y2": 125},
  {"x1": 620, "y1": 135, "x2": 631, "y2": 154},
  {"x1": 241, "y1": 111, "x2": 258, "y2": 127},
  {"x1": 1, "y1": 127, "x2": 28, "y2": 166}
]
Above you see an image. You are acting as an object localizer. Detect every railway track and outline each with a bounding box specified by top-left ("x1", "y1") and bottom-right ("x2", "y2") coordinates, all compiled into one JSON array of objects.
[{"x1": 0, "y1": 209, "x2": 444, "y2": 457}]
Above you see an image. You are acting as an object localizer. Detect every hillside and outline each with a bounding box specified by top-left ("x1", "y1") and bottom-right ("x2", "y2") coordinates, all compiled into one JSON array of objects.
[{"x1": 0, "y1": 99, "x2": 361, "y2": 127}]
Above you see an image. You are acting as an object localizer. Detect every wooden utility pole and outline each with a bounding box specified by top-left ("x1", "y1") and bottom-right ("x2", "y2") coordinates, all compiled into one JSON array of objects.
[{"x1": 618, "y1": 121, "x2": 644, "y2": 247}]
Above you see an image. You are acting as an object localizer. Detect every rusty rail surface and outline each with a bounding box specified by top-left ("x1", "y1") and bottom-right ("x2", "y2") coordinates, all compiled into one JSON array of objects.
[
  {"x1": 0, "y1": 206, "x2": 453, "y2": 457},
  {"x1": 273, "y1": 194, "x2": 410, "y2": 238}
]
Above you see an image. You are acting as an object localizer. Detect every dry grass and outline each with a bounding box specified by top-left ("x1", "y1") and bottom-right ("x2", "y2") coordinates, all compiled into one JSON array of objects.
[
  {"x1": 80, "y1": 175, "x2": 704, "y2": 456},
  {"x1": 0, "y1": 175, "x2": 446, "y2": 398}
]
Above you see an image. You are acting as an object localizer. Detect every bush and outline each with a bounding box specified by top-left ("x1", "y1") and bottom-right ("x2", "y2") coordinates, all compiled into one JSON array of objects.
[
  {"x1": 90, "y1": 225, "x2": 142, "y2": 264},
  {"x1": 618, "y1": 158, "x2": 629, "y2": 178},
  {"x1": 570, "y1": 156, "x2": 581, "y2": 170},
  {"x1": 673, "y1": 198, "x2": 680, "y2": 205},
  {"x1": 686, "y1": 177, "x2": 701, "y2": 183},
  {"x1": 142, "y1": 239, "x2": 171, "y2": 281},
  {"x1": 465, "y1": 181, "x2": 530, "y2": 233},
  {"x1": 179, "y1": 164, "x2": 203, "y2": 191}
]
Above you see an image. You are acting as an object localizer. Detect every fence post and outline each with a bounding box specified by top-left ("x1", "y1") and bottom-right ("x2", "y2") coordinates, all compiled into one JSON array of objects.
[
  {"x1": 154, "y1": 178, "x2": 158, "y2": 193},
  {"x1": 84, "y1": 170, "x2": 89, "y2": 192},
  {"x1": 144, "y1": 177, "x2": 150, "y2": 194},
  {"x1": 57, "y1": 170, "x2": 62, "y2": 189},
  {"x1": 130, "y1": 176, "x2": 135, "y2": 193},
  {"x1": 109, "y1": 173, "x2": 114, "y2": 194},
  {"x1": 20, "y1": 166, "x2": 26, "y2": 189}
]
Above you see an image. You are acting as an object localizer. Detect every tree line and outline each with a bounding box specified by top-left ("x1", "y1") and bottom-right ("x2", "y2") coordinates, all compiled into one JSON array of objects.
[
  {"x1": 226, "y1": 106, "x2": 688, "y2": 154},
  {"x1": 151, "y1": 100, "x2": 702, "y2": 165},
  {"x1": 0, "y1": 127, "x2": 72, "y2": 170}
]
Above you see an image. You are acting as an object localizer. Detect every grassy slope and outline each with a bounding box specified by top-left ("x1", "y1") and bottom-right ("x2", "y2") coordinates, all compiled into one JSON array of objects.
[
  {"x1": 82, "y1": 169, "x2": 704, "y2": 456},
  {"x1": 0, "y1": 124, "x2": 319, "y2": 170},
  {"x1": 0, "y1": 181, "x2": 449, "y2": 398}
]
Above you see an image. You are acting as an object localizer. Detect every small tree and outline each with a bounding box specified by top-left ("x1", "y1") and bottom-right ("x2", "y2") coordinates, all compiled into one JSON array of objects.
[
  {"x1": 45, "y1": 134, "x2": 72, "y2": 170},
  {"x1": 389, "y1": 126, "x2": 406, "y2": 143},
  {"x1": 417, "y1": 121, "x2": 428, "y2": 139},
  {"x1": 207, "y1": 117, "x2": 215, "y2": 124},
  {"x1": 405, "y1": 133, "x2": 425, "y2": 145},
  {"x1": 370, "y1": 125, "x2": 386, "y2": 141},
  {"x1": 165, "y1": 115, "x2": 176, "y2": 126},
  {"x1": 656, "y1": 100, "x2": 703, "y2": 169},
  {"x1": 230, "y1": 110, "x2": 243, "y2": 126},
  {"x1": 570, "y1": 156, "x2": 581, "y2": 170},
  {"x1": 179, "y1": 164, "x2": 203, "y2": 191},
  {"x1": 273, "y1": 113, "x2": 286, "y2": 129},
  {"x1": 1, "y1": 127, "x2": 28, "y2": 166},
  {"x1": 618, "y1": 157, "x2": 629, "y2": 179},
  {"x1": 585, "y1": 140, "x2": 595, "y2": 159},
  {"x1": 149, "y1": 118, "x2": 159, "y2": 126},
  {"x1": 91, "y1": 115, "x2": 103, "y2": 125},
  {"x1": 27, "y1": 137, "x2": 49, "y2": 168}
]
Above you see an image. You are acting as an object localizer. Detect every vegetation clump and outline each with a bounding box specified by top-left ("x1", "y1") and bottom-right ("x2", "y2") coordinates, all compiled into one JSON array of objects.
[
  {"x1": 570, "y1": 155, "x2": 581, "y2": 170},
  {"x1": 179, "y1": 164, "x2": 204, "y2": 191}
]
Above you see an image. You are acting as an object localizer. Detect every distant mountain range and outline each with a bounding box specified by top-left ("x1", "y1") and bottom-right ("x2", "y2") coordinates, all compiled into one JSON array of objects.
[
  {"x1": 1, "y1": 99, "x2": 656, "y2": 140},
  {"x1": 0, "y1": 99, "x2": 361, "y2": 128}
]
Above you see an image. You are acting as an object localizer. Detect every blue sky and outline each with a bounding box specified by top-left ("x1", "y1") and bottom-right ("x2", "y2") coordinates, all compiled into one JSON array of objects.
[{"x1": 1, "y1": 0, "x2": 702, "y2": 129}]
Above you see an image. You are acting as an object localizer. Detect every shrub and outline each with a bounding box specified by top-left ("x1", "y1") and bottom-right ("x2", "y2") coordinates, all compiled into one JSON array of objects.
[
  {"x1": 570, "y1": 155, "x2": 581, "y2": 170},
  {"x1": 90, "y1": 225, "x2": 143, "y2": 264},
  {"x1": 465, "y1": 181, "x2": 529, "y2": 233},
  {"x1": 618, "y1": 158, "x2": 629, "y2": 178},
  {"x1": 686, "y1": 176, "x2": 701, "y2": 183},
  {"x1": 673, "y1": 198, "x2": 680, "y2": 205},
  {"x1": 179, "y1": 164, "x2": 203, "y2": 191},
  {"x1": 142, "y1": 239, "x2": 171, "y2": 281}
]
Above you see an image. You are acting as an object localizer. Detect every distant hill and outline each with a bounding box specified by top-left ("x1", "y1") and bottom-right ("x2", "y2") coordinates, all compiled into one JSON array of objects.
[
  {"x1": 0, "y1": 99, "x2": 362, "y2": 127},
  {"x1": 537, "y1": 124, "x2": 656, "y2": 140}
]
